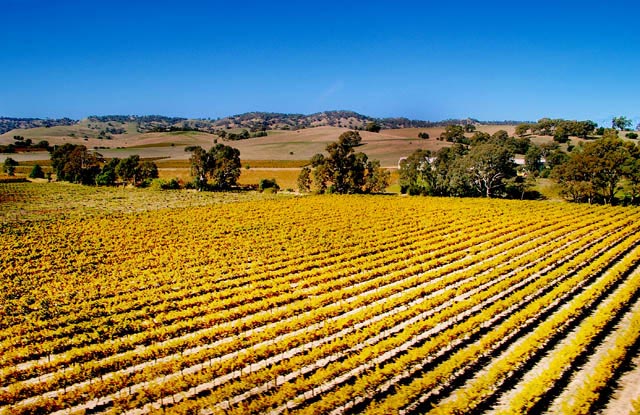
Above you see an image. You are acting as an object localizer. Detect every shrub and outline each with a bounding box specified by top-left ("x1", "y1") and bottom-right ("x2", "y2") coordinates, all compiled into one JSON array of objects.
[
  {"x1": 29, "y1": 164, "x2": 45, "y2": 179},
  {"x1": 150, "y1": 178, "x2": 182, "y2": 190},
  {"x1": 3, "y1": 158, "x2": 18, "y2": 176},
  {"x1": 258, "y1": 178, "x2": 280, "y2": 193},
  {"x1": 625, "y1": 132, "x2": 638, "y2": 139}
]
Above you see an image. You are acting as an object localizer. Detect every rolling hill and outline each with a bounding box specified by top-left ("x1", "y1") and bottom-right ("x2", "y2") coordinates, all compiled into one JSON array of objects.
[{"x1": 1, "y1": 111, "x2": 527, "y2": 136}]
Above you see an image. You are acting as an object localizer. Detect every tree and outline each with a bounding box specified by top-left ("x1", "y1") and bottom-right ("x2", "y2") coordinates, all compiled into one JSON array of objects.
[
  {"x1": 524, "y1": 145, "x2": 543, "y2": 176},
  {"x1": 365, "y1": 122, "x2": 382, "y2": 133},
  {"x1": 470, "y1": 131, "x2": 491, "y2": 146},
  {"x1": 439, "y1": 125, "x2": 466, "y2": 143},
  {"x1": 137, "y1": 161, "x2": 159, "y2": 184},
  {"x1": 418, "y1": 132, "x2": 430, "y2": 139},
  {"x1": 208, "y1": 144, "x2": 241, "y2": 189},
  {"x1": 534, "y1": 118, "x2": 556, "y2": 136},
  {"x1": 552, "y1": 151, "x2": 598, "y2": 203},
  {"x1": 36, "y1": 140, "x2": 51, "y2": 150},
  {"x1": 626, "y1": 132, "x2": 639, "y2": 139},
  {"x1": 95, "y1": 158, "x2": 119, "y2": 186},
  {"x1": 515, "y1": 124, "x2": 530, "y2": 137},
  {"x1": 464, "y1": 143, "x2": 517, "y2": 198},
  {"x1": 584, "y1": 137, "x2": 631, "y2": 204},
  {"x1": 3, "y1": 158, "x2": 18, "y2": 176},
  {"x1": 186, "y1": 146, "x2": 210, "y2": 190},
  {"x1": 116, "y1": 155, "x2": 141, "y2": 185},
  {"x1": 51, "y1": 143, "x2": 78, "y2": 180},
  {"x1": 612, "y1": 116, "x2": 632, "y2": 131},
  {"x1": 306, "y1": 131, "x2": 386, "y2": 194},
  {"x1": 112, "y1": 156, "x2": 158, "y2": 186},
  {"x1": 505, "y1": 174, "x2": 537, "y2": 200},
  {"x1": 491, "y1": 130, "x2": 510, "y2": 142},
  {"x1": 258, "y1": 178, "x2": 279, "y2": 193},
  {"x1": 464, "y1": 124, "x2": 476, "y2": 133},
  {"x1": 545, "y1": 148, "x2": 569, "y2": 171},
  {"x1": 364, "y1": 160, "x2": 390, "y2": 193},
  {"x1": 623, "y1": 144, "x2": 640, "y2": 204},
  {"x1": 573, "y1": 120, "x2": 597, "y2": 138},
  {"x1": 553, "y1": 125, "x2": 569, "y2": 143},
  {"x1": 51, "y1": 145, "x2": 101, "y2": 184},
  {"x1": 186, "y1": 144, "x2": 241, "y2": 190},
  {"x1": 431, "y1": 144, "x2": 469, "y2": 196},
  {"x1": 602, "y1": 128, "x2": 619, "y2": 139},
  {"x1": 29, "y1": 164, "x2": 45, "y2": 179},
  {"x1": 539, "y1": 141, "x2": 560, "y2": 158},
  {"x1": 399, "y1": 149, "x2": 435, "y2": 195},
  {"x1": 297, "y1": 166, "x2": 312, "y2": 192},
  {"x1": 553, "y1": 137, "x2": 631, "y2": 204}
]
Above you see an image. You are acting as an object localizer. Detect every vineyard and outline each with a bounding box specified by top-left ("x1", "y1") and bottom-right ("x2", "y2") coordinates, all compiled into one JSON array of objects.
[{"x1": 1, "y1": 185, "x2": 640, "y2": 414}]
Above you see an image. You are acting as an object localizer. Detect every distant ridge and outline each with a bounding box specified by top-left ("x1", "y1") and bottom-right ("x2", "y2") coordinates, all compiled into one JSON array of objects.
[
  {"x1": 0, "y1": 117, "x2": 76, "y2": 135},
  {"x1": 0, "y1": 111, "x2": 531, "y2": 135},
  {"x1": 205, "y1": 111, "x2": 528, "y2": 130}
]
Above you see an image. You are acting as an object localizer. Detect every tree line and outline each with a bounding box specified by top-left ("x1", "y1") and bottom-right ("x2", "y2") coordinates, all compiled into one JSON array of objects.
[
  {"x1": 400, "y1": 119, "x2": 640, "y2": 205},
  {"x1": 552, "y1": 137, "x2": 640, "y2": 204},
  {"x1": 399, "y1": 133, "x2": 526, "y2": 199},
  {"x1": 50, "y1": 144, "x2": 158, "y2": 186}
]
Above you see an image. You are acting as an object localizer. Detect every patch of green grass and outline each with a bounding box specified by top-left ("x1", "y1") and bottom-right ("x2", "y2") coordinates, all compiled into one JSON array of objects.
[
  {"x1": 534, "y1": 178, "x2": 564, "y2": 201},
  {"x1": 386, "y1": 183, "x2": 401, "y2": 193}
]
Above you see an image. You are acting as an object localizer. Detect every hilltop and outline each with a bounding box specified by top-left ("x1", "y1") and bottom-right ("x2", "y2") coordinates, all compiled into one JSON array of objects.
[
  {"x1": 0, "y1": 111, "x2": 528, "y2": 135},
  {"x1": 0, "y1": 117, "x2": 76, "y2": 135}
]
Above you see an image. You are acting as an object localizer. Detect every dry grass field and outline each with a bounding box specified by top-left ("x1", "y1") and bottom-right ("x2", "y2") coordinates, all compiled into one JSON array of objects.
[
  {"x1": 1, "y1": 125, "x2": 520, "y2": 167},
  {"x1": 0, "y1": 123, "x2": 594, "y2": 195}
]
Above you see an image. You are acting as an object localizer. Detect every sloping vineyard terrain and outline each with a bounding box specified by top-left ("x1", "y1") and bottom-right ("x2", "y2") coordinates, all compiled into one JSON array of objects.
[{"x1": 1, "y1": 185, "x2": 639, "y2": 414}]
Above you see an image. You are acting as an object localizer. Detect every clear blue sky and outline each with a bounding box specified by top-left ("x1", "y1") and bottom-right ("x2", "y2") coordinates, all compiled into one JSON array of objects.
[{"x1": 1, "y1": 0, "x2": 639, "y2": 124}]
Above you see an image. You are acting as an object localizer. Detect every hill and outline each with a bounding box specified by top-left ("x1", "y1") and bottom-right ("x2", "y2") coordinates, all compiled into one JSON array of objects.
[
  {"x1": 0, "y1": 117, "x2": 76, "y2": 135},
  {"x1": 185, "y1": 111, "x2": 526, "y2": 131},
  {"x1": 1, "y1": 111, "x2": 529, "y2": 136},
  {"x1": 1, "y1": 125, "x2": 522, "y2": 167}
]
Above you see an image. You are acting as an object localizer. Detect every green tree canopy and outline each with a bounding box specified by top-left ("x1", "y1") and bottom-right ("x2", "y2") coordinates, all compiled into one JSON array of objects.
[
  {"x1": 515, "y1": 124, "x2": 530, "y2": 137},
  {"x1": 464, "y1": 143, "x2": 517, "y2": 198},
  {"x1": 524, "y1": 145, "x2": 543, "y2": 176},
  {"x1": 400, "y1": 142, "x2": 516, "y2": 198},
  {"x1": 399, "y1": 149, "x2": 434, "y2": 195},
  {"x1": 186, "y1": 144, "x2": 241, "y2": 191},
  {"x1": 439, "y1": 125, "x2": 466, "y2": 143},
  {"x1": 116, "y1": 155, "x2": 141, "y2": 185},
  {"x1": 297, "y1": 166, "x2": 312, "y2": 192},
  {"x1": 553, "y1": 137, "x2": 634, "y2": 204},
  {"x1": 29, "y1": 164, "x2": 45, "y2": 179},
  {"x1": 3, "y1": 157, "x2": 18, "y2": 176},
  {"x1": 365, "y1": 122, "x2": 382, "y2": 133},
  {"x1": 51, "y1": 144, "x2": 102, "y2": 184},
  {"x1": 302, "y1": 130, "x2": 388, "y2": 194},
  {"x1": 612, "y1": 116, "x2": 632, "y2": 131},
  {"x1": 95, "y1": 158, "x2": 120, "y2": 186}
]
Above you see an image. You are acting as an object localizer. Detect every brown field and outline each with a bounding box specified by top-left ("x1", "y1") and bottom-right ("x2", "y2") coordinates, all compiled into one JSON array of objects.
[
  {"x1": 237, "y1": 168, "x2": 302, "y2": 190},
  {"x1": 0, "y1": 124, "x2": 540, "y2": 195},
  {"x1": 0, "y1": 123, "x2": 599, "y2": 195},
  {"x1": 1, "y1": 125, "x2": 521, "y2": 167}
]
